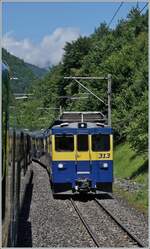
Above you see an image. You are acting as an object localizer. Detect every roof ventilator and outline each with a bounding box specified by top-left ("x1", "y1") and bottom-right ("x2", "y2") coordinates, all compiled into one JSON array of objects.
[
  {"x1": 60, "y1": 122, "x2": 69, "y2": 127},
  {"x1": 96, "y1": 122, "x2": 105, "y2": 127}
]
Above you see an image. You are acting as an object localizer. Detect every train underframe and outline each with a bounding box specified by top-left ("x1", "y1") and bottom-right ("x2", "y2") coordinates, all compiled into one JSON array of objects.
[{"x1": 51, "y1": 180, "x2": 112, "y2": 195}]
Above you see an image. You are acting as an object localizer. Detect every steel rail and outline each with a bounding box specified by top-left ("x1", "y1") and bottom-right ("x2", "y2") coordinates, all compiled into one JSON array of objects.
[
  {"x1": 70, "y1": 198, "x2": 100, "y2": 247},
  {"x1": 94, "y1": 198, "x2": 145, "y2": 248}
]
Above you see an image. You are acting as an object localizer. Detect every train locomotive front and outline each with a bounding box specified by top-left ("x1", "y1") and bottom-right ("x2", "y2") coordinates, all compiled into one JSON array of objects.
[{"x1": 50, "y1": 112, "x2": 113, "y2": 194}]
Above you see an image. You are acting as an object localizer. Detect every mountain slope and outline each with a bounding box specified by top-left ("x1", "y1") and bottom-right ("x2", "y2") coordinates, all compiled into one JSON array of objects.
[
  {"x1": 2, "y1": 49, "x2": 47, "y2": 93},
  {"x1": 25, "y1": 62, "x2": 47, "y2": 78}
]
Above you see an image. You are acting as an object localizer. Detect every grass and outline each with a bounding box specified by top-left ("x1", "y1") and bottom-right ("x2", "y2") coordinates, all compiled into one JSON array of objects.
[{"x1": 114, "y1": 142, "x2": 148, "y2": 213}]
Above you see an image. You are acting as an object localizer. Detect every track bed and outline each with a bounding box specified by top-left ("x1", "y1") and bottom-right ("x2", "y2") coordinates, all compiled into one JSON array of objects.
[{"x1": 17, "y1": 160, "x2": 148, "y2": 247}]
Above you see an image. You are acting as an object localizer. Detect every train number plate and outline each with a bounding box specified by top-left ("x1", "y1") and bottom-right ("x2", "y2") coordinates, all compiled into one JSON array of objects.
[{"x1": 98, "y1": 153, "x2": 110, "y2": 159}]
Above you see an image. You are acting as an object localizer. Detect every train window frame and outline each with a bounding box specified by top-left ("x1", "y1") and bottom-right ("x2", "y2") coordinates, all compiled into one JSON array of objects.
[
  {"x1": 55, "y1": 134, "x2": 74, "y2": 152},
  {"x1": 91, "y1": 134, "x2": 110, "y2": 152},
  {"x1": 77, "y1": 134, "x2": 89, "y2": 152}
]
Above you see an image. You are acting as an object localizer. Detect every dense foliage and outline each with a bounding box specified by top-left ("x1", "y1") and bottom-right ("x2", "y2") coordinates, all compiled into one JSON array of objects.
[{"x1": 5, "y1": 8, "x2": 148, "y2": 154}]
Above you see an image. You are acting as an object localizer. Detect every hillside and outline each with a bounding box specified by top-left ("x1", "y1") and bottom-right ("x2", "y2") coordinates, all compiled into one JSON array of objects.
[
  {"x1": 2, "y1": 48, "x2": 47, "y2": 93},
  {"x1": 13, "y1": 7, "x2": 148, "y2": 157},
  {"x1": 25, "y1": 62, "x2": 47, "y2": 78},
  {"x1": 20, "y1": 7, "x2": 148, "y2": 149}
]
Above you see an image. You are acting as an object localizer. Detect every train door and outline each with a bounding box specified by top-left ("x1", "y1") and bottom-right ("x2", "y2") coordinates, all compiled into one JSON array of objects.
[
  {"x1": 90, "y1": 133, "x2": 113, "y2": 184},
  {"x1": 76, "y1": 134, "x2": 91, "y2": 175}
]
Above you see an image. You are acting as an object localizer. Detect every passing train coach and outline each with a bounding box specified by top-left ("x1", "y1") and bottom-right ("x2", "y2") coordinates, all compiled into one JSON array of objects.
[
  {"x1": 2, "y1": 63, "x2": 32, "y2": 247},
  {"x1": 50, "y1": 112, "x2": 113, "y2": 195}
]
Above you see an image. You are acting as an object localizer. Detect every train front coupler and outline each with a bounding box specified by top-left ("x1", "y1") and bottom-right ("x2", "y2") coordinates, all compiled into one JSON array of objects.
[{"x1": 75, "y1": 179, "x2": 91, "y2": 193}]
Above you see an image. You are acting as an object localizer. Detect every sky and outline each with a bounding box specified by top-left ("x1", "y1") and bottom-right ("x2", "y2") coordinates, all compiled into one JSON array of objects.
[{"x1": 2, "y1": 1, "x2": 148, "y2": 68}]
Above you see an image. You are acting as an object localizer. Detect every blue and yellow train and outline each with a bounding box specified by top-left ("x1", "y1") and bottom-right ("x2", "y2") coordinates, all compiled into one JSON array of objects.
[{"x1": 50, "y1": 112, "x2": 113, "y2": 194}]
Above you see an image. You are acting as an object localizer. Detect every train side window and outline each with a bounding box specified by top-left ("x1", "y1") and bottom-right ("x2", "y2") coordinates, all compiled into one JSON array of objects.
[
  {"x1": 92, "y1": 134, "x2": 110, "y2": 151},
  {"x1": 55, "y1": 135, "x2": 74, "y2": 152},
  {"x1": 77, "y1": 134, "x2": 88, "y2": 151}
]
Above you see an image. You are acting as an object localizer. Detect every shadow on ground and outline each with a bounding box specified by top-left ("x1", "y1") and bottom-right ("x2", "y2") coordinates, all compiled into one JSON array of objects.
[
  {"x1": 53, "y1": 193, "x2": 113, "y2": 202},
  {"x1": 130, "y1": 159, "x2": 148, "y2": 180},
  {"x1": 17, "y1": 171, "x2": 34, "y2": 247}
]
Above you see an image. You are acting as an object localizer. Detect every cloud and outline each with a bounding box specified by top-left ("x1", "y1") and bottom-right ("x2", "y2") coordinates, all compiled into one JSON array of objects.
[{"x1": 2, "y1": 27, "x2": 80, "y2": 68}]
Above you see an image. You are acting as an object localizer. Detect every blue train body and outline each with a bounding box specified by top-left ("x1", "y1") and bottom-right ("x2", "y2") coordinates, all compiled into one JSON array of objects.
[{"x1": 51, "y1": 121, "x2": 113, "y2": 194}]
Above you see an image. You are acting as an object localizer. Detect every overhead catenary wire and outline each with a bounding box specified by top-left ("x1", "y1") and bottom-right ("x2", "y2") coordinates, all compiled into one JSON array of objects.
[
  {"x1": 108, "y1": 2, "x2": 124, "y2": 28},
  {"x1": 139, "y1": 2, "x2": 148, "y2": 14},
  {"x1": 107, "y1": 1, "x2": 148, "y2": 29},
  {"x1": 94, "y1": 1, "x2": 144, "y2": 53}
]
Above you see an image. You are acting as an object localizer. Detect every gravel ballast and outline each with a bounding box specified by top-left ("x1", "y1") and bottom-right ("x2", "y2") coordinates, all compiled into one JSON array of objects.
[
  {"x1": 17, "y1": 161, "x2": 148, "y2": 247},
  {"x1": 74, "y1": 198, "x2": 140, "y2": 247},
  {"x1": 18, "y1": 162, "x2": 95, "y2": 247},
  {"x1": 100, "y1": 196, "x2": 148, "y2": 247}
]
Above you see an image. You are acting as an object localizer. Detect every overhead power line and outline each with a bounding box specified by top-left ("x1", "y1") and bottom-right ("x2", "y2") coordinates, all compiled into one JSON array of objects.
[
  {"x1": 108, "y1": 2, "x2": 124, "y2": 27},
  {"x1": 139, "y1": 2, "x2": 148, "y2": 14},
  {"x1": 108, "y1": 1, "x2": 148, "y2": 28}
]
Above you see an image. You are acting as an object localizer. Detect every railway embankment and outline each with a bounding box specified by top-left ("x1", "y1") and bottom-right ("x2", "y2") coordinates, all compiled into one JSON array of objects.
[{"x1": 114, "y1": 142, "x2": 148, "y2": 214}]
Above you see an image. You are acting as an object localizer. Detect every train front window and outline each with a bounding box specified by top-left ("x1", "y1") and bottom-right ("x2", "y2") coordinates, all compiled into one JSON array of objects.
[
  {"x1": 55, "y1": 135, "x2": 74, "y2": 152},
  {"x1": 77, "y1": 134, "x2": 88, "y2": 151},
  {"x1": 92, "y1": 134, "x2": 110, "y2": 151}
]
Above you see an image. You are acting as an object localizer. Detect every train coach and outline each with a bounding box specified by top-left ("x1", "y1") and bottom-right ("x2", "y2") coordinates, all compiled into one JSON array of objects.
[
  {"x1": 50, "y1": 112, "x2": 113, "y2": 195},
  {"x1": 30, "y1": 130, "x2": 51, "y2": 159},
  {"x1": 2, "y1": 62, "x2": 32, "y2": 246}
]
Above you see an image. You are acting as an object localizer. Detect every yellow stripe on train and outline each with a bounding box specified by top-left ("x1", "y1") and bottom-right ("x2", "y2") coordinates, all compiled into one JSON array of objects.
[{"x1": 52, "y1": 135, "x2": 113, "y2": 161}]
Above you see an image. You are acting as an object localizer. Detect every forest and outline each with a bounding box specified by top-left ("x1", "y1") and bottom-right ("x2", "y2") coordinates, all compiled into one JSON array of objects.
[{"x1": 6, "y1": 7, "x2": 148, "y2": 157}]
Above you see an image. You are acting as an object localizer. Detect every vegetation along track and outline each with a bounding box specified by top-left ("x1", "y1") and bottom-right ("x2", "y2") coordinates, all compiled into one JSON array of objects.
[
  {"x1": 70, "y1": 197, "x2": 145, "y2": 248},
  {"x1": 94, "y1": 198, "x2": 145, "y2": 248}
]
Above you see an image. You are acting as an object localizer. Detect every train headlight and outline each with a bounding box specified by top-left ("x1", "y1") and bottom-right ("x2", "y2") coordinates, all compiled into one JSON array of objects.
[
  {"x1": 102, "y1": 163, "x2": 108, "y2": 168},
  {"x1": 58, "y1": 163, "x2": 64, "y2": 169}
]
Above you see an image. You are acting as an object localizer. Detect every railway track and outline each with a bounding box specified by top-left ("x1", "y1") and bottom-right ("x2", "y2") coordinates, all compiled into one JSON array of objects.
[
  {"x1": 94, "y1": 198, "x2": 145, "y2": 248},
  {"x1": 70, "y1": 197, "x2": 145, "y2": 248},
  {"x1": 70, "y1": 198, "x2": 100, "y2": 247}
]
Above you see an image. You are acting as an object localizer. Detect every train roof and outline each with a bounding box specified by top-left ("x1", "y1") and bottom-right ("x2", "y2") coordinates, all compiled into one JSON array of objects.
[
  {"x1": 30, "y1": 129, "x2": 51, "y2": 138},
  {"x1": 56, "y1": 111, "x2": 107, "y2": 124},
  {"x1": 51, "y1": 122, "x2": 112, "y2": 134},
  {"x1": 52, "y1": 122, "x2": 107, "y2": 129},
  {"x1": 9, "y1": 128, "x2": 31, "y2": 138}
]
